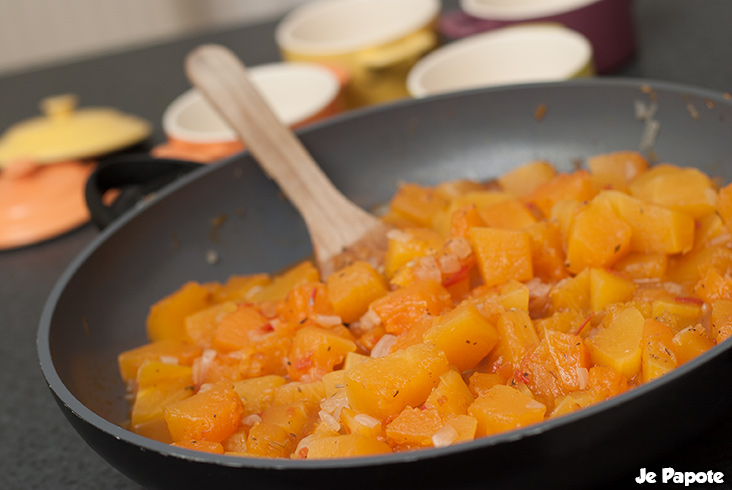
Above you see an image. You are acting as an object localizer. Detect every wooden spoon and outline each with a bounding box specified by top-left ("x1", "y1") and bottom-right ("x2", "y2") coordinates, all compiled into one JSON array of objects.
[{"x1": 185, "y1": 44, "x2": 390, "y2": 278}]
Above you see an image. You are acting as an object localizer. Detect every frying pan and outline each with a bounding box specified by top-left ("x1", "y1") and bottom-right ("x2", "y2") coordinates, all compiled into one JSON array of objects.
[{"x1": 38, "y1": 79, "x2": 732, "y2": 490}]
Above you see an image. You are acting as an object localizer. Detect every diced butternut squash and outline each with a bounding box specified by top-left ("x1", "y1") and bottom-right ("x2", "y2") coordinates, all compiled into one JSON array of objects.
[
  {"x1": 613, "y1": 253, "x2": 667, "y2": 280},
  {"x1": 469, "y1": 227, "x2": 533, "y2": 287},
  {"x1": 586, "y1": 306, "x2": 644, "y2": 379},
  {"x1": 185, "y1": 301, "x2": 238, "y2": 349},
  {"x1": 589, "y1": 268, "x2": 637, "y2": 312},
  {"x1": 212, "y1": 273, "x2": 270, "y2": 303},
  {"x1": 468, "y1": 385, "x2": 546, "y2": 437},
  {"x1": 287, "y1": 326, "x2": 357, "y2": 382},
  {"x1": 370, "y1": 280, "x2": 453, "y2": 335},
  {"x1": 384, "y1": 228, "x2": 445, "y2": 278},
  {"x1": 550, "y1": 268, "x2": 591, "y2": 313},
  {"x1": 248, "y1": 261, "x2": 320, "y2": 302},
  {"x1": 425, "y1": 369, "x2": 475, "y2": 416},
  {"x1": 488, "y1": 309, "x2": 540, "y2": 368},
  {"x1": 594, "y1": 190, "x2": 694, "y2": 255},
  {"x1": 165, "y1": 381, "x2": 244, "y2": 443},
  {"x1": 147, "y1": 282, "x2": 211, "y2": 341},
  {"x1": 305, "y1": 434, "x2": 392, "y2": 458},
  {"x1": 118, "y1": 339, "x2": 201, "y2": 384},
  {"x1": 641, "y1": 318, "x2": 677, "y2": 383},
  {"x1": 447, "y1": 204, "x2": 486, "y2": 240},
  {"x1": 498, "y1": 160, "x2": 557, "y2": 197},
  {"x1": 711, "y1": 299, "x2": 732, "y2": 343},
  {"x1": 345, "y1": 342, "x2": 450, "y2": 419},
  {"x1": 692, "y1": 267, "x2": 732, "y2": 303},
  {"x1": 212, "y1": 304, "x2": 270, "y2": 352},
  {"x1": 587, "y1": 365, "x2": 629, "y2": 402},
  {"x1": 651, "y1": 297, "x2": 703, "y2": 332},
  {"x1": 277, "y1": 281, "x2": 335, "y2": 325},
  {"x1": 172, "y1": 439, "x2": 224, "y2": 454},
  {"x1": 386, "y1": 406, "x2": 445, "y2": 446},
  {"x1": 326, "y1": 261, "x2": 388, "y2": 324},
  {"x1": 389, "y1": 183, "x2": 448, "y2": 228},
  {"x1": 629, "y1": 165, "x2": 717, "y2": 218},
  {"x1": 672, "y1": 324, "x2": 715, "y2": 364},
  {"x1": 246, "y1": 401, "x2": 312, "y2": 457},
  {"x1": 423, "y1": 302, "x2": 499, "y2": 371},
  {"x1": 340, "y1": 407, "x2": 384, "y2": 440},
  {"x1": 529, "y1": 170, "x2": 597, "y2": 218},
  {"x1": 232, "y1": 375, "x2": 286, "y2": 416},
  {"x1": 565, "y1": 199, "x2": 631, "y2": 274},
  {"x1": 467, "y1": 372, "x2": 506, "y2": 397},
  {"x1": 478, "y1": 198, "x2": 537, "y2": 230},
  {"x1": 131, "y1": 360, "x2": 194, "y2": 428},
  {"x1": 525, "y1": 221, "x2": 569, "y2": 281},
  {"x1": 717, "y1": 182, "x2": 732, "y2": 233},
  {"x1": 667, "y1": 245, "x2": 732, "y2": 286},
  {"x1": 519, "y1": 330, "x2": 591, "y2": 408},
  {"x1": 587, "y1": 151, "x2": 649, "y2": 191}
]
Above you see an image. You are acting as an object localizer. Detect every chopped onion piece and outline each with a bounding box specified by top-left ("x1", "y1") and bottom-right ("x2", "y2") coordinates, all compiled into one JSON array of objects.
[
  {"x1": 319, "y1": 410, "x2": 341, "y2": 432},
  {"x1": 576, "y1": 367, "x2": 589, "y2": 390},
  {"x1": 242, "y1": 414, "x2": 262, "y2": 426},
  {"x1": 359, "y1": 308, "x2": 382, "y2": 330},
  {"x1": 386, "y1": 229, "x2": 413, "y2": 242},
  {"x1": 415, "y1": 256, "x2": 441, "y2": 283},
  {"x1": 312, "y1": 314, "x2": 343, "y2": 327},
  {"x1": 438, "y1": 254, "x2": 461, "y2": 275},
  {"x1": 159, "y1": 355, "x2": 178, "y2": 365},
  {"x1": 353, "y1": 413, "x2": 381, "y2": 429},
  {"x1": 432, "y1": 424, "x2": 459, "y2": 448},
  {"x1": 371, "y1": 334, "x2": 397, "y2": 358},
  {"x1": 445, "y1": 237, "x2": 472, "y2": 259}
]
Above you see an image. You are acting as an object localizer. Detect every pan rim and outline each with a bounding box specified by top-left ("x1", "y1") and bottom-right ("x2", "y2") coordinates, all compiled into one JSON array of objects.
[{"x1": 38, "y1": 76, "x2": 732, "y2": 471}]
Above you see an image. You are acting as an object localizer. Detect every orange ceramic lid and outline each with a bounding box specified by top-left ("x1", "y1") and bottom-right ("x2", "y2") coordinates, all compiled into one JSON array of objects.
[
  {"x1": 0, "y1": 160, "x2": 94, "y2": 250},
  {"x1": 0, "y1": 94, "x2": 151, "y2": 167}
]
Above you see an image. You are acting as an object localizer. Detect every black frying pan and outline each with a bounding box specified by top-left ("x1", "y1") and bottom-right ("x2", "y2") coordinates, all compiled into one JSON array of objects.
[{"x1": 38, "y1": 79, "x2": 732, "y2": 490}]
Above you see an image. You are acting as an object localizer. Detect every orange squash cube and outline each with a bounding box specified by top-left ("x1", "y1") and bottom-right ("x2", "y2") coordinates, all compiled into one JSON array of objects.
[
  {"x1": 529, "y1": 170, "x2": 597, "y2": 218},
  {"x1": 305, "y1": 434, "x2": 392, "y2": 459},
  {"x1": 384, "y1": 227, "x2": 445, "y2": 278},
  {"x1": 185, "y1": 301, "x2": 238, "y2": 349},
  {"x1": 478, "y1": 199, "x2": 537, "y2": 230},
  {"x1": 672, "y1": 324, "x2": 714, "y2": 364},
  {"x1": 386, "y1": 406, "x2": 445, "y2": 446},
  {"x1": 164, "y1": 381, "x2": 244, "y2": 443},
  {"x1": 118, "y1": 339, "x2": 201, "y2": 384},
  {"x1": 212, "y1": 273, "x2": 271, "y2": 303},
  {"x1": 147, "y1": 282, "x2": 211, "y2": 341},
  {"x1": 423, "y1": 301, "x2": 499, "y2": 371},
  {"x1": 246, "y1": 401, "x2": 312, "y2": 458},
  {"x1": 488, "y1": 309, "x2": 540, "y2": 368},
  {"x1": 326, "y1": 261, "x2": 388, "y2": 324},
  {"x1": 467, "y1": 372, "x2": 506, "y2": 397},
  {"x1": 586, "y1": 305, "x2": 644, "y2": 379},
  {"x1": 131, "y1": 360, "x2": 194, "y2": 428},
  {"x1": 711, "y1": 299, "x2": 732, "y2": 343},
  {"x1": 389, "y1": 183, "x2": 449, "y2": 228},
  {"x1": 525, "y1": 221, "x2": 569, "y2": 281},
  {"x1": 587, "y1": 365, "x2": 629, "y2": 402},
  {"x1": 550, "y1": 268, "x2": 591, "y2": 314},
  {"x1": 693, "y1": 267, "x2": 732, "y2": 303},
  {"x1": 566, "y1": 199, "x2": 631, "y2": 274},
  {"x1": 468, "y1": 385, "x2": 546, "y2": 437},
  {"x1": 232, "y1": 375, "x2": 286, "y2": 416},
  {"x1": 629, "y1": 165, "x2": 717, "y2": 218},
  {"x1": 340, "y1": 407, "x2": 384, "y2": 440},
  {"x1": 448, "y1": 204, "x2": 486, "y2": 240},
  {"x1": 287, "y1": 326, "x2": 356, "y2": 382},
  {"x1": 594, "y1": 190, "x2": 694, "y2": 255},
  {"x1": 641, "y1": 318, "x2": 678, "y2": 383},
  {"x1": 498, "y1": 160, "x2": 556, "y2": 197},
  {"x1": 519, "y1": 331, "x2": 591, "y2": 408},
  {"x1": 586, "y1": 151, "x2": 649, "y2": 191},
  {"x1": 650, "y1": 297, "x2": 703, "y2": 332},
  {"x1": 212, "y1": 304, "x2": 270, "y2": 352},
  {"x1": 370, "y1": 280, "x2": 453, "y2": 335},
  {"x1": 613, "y1": 252, "x2": 667, "y2": 280},
  {"x1": 345, "y1": 342, "x2": 450, "y2": 419},
  {"x1": 667, "y1": 245, "x2": 732, "y2": 286},
  {"x1": 469, "y1": 227, "x2": 533, "y2": 287},
  {"x1": 248, "y1": 261, "x2": 320, "y2": 302},
  {"x1": 589, "y1": 268, "x2": 637, "y2": 312},
  {"x1": 425, "y1": 369, "x2": 475, "y2": 416}
]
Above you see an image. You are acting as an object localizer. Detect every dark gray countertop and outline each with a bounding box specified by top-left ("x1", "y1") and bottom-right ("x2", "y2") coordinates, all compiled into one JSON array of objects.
[{"x1": 2, "y1": 1, "x2": 731, "y2": 489}]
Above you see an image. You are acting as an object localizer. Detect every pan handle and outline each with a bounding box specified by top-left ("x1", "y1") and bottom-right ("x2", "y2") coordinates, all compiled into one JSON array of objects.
[{"x1": 85, "y1": 155, "x2": 202, "y2": 229}]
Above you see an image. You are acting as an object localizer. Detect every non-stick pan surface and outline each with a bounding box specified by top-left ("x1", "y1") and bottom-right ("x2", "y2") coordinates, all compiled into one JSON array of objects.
[{"x1": 39, "y1": 79, "x2": 732, "y2": 490}]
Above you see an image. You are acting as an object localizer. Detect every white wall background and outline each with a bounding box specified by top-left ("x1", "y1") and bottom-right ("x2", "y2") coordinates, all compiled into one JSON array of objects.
[{"x1": 0, "y1": 0, "x2": 307, "y2": 75}]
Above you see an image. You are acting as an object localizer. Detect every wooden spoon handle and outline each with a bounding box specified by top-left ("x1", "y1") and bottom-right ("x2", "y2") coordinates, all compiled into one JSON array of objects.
[{"x1": 185, "y1": 44, "x2": 386, "y2": 274}]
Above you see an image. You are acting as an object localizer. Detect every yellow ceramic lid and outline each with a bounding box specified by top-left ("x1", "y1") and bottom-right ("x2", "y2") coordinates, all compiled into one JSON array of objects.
[
  {"x1": 0, "y1": 94, "x2": 151, "y2": 168},
  {"x1": 0, "y1": 159, "x2": 94, "y2": 250}
]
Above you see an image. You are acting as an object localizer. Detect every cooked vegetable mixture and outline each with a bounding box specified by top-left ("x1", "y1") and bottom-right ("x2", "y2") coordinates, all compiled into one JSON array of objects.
[{"x1": 119, "y1": 151, "x2": 732, "y2": 458}]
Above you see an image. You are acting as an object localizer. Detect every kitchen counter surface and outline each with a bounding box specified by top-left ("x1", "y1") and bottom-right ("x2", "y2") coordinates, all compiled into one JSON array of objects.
[{"x1": 2, "y1": 1, "x2": 731, "y2": 489}]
